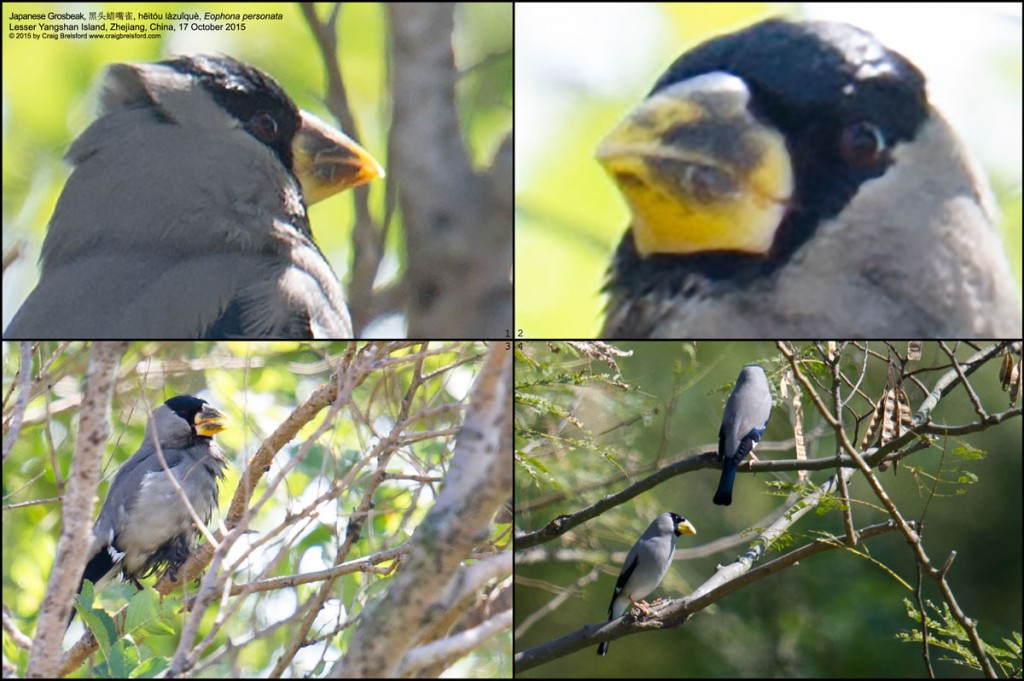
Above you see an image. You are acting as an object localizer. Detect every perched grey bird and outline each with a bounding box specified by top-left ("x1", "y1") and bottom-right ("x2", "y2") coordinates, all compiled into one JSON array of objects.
[
  {"x1": 599, "y1": 19, "x2": 1022, "y2": 338},
  {"x1": 72, "y1": 395, "x2": 228, "y2": 623},
  {"x1": 6, "y1": 54, "x2": 383, "y2": 339},
  {"x1": 596, "y1": 512, "x2": 697, "y2": 656},
  {"x1": 714, "y1": 365, "x2": 772, "y2": 506}
]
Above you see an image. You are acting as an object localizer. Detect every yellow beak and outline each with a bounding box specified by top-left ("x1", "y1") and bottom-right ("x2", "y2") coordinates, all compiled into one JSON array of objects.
[
  {"x1": 292, "y1": 110, "x2": 385, "y2": 205},
  {"x1": 194, "y1": 405, "x2": 227, "y2": 437}
]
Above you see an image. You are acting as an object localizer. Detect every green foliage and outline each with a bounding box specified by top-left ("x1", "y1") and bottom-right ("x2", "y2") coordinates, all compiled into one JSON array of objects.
[
  {"x1": 899, "y1": 599, "x2": 1023, "y2": 676},
  {"x1": 514, "y1": 342, "x2": 646, "y2": 491},
  {"x1": 514, "y1": 340, "x2": 1020, "y2": 678},
  {"x1": 74, "y1": 583, "x2": 175, "y2": 677},
  {"x1": 515, "y1": 454, "x2": 559, "y2": 489},
  {"x1": 4, "y1": 341, "x2": 507, "y2": 676},
  {"x1": 953, "y1": 443, "x2": 986, "y2": 461}
]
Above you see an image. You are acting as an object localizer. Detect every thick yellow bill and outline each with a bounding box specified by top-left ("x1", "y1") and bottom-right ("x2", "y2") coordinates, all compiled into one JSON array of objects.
[
  {"x1": 676, "y1": 518, "x2": 697, "y2": 536},
  {"x1": 596, "y1": 72, "x2": 793, "y2": 257},
  {"x1": 293, "y1": 110, "x2": 385, "y2": 205},
  {"x1": 194, "y1": 405, "x2": 227, "y2": 437}
]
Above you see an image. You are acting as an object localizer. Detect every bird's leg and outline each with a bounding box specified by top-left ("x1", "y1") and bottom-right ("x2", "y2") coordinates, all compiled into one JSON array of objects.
[
  {"x1": 629, "y1": 596, "x2": 655, "y2": 617},
  {"x1": 165, "y1": 564, "x2": 180, "y2": 584}
]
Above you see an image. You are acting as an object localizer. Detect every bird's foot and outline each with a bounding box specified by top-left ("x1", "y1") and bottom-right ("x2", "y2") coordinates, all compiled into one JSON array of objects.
[{"x1": 629, "y1": 598, "x2": 655, "y2": 618}]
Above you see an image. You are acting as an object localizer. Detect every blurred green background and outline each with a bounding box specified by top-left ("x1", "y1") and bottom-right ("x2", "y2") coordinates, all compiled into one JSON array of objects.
[
  {"x1": 514, "y1": 3, "x2": 1023, "y2": 337},
  {"x1": 514, "y1": 341, "x2": 1022, "y2": 677}
]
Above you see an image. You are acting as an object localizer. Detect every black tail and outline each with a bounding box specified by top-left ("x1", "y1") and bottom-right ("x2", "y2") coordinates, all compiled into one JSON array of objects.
[
  {"x1": 68, "y1": 549, "x2": 114, "y2": 628},
  {"x1": 713, "y1": 459, "x2": 737, "y2": 506},
  {"x1": 82, "y1": 548, "x2": 115, "y2": 587}
]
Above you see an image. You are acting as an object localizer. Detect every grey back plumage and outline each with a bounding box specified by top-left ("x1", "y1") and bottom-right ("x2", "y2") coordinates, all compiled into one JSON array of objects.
[
  {"x1": 607, "y1": 513, "x2": 678, "y2": 616},
  {"x1": 83, "y1": 400, "x2": 228, "y2": 592},
  {"x1": 714, "y1": 364, "x2": 772, "y2": 505},
  {"x1": 5, "y1": 57, "x2": 352, "y2": 339},
  {"x1": 719, "y1": 365, "x2": 772, "y2": 462},
  {"x1": 597, "y1": 512, "x2": 694, "y2": 656}
]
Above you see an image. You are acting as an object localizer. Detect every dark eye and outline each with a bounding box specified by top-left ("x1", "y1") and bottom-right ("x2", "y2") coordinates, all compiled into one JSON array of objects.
[
  {"x1": 246, "y1": 113, "x2": 280, "y2": 143},
  {"x1": 839, "y1": 121, "x2": 886, "y2": 168}
]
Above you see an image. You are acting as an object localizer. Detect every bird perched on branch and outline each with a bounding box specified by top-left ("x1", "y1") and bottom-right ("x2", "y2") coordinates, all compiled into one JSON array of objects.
[
  {"x1": 71, "y1": 395, "x2": 228, "y2": 625},
  {"x1": 596, "y1": 512, "x2": 697, "y2": 656},
  {"x1": 599, "y1": 19, "x2": 1021, "y2": 338},
  {"x1": 714, "y1": 365, "x2": 772, "y2": 506},
  {"x1": 6, "y1": 54, "x2": 384, "y2": 339}
]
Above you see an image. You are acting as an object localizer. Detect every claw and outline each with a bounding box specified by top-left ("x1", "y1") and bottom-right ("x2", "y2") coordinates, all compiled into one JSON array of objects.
[{"x1": 629, "y1": 597, "x2": 655, "y2": 617}]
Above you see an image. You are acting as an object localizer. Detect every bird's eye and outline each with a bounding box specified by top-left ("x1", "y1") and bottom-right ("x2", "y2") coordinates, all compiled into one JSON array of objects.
[
  {"x1": 246, "y1": 113, "x2": 280, "y2": 143},
  {"x1": 839, "y1": 121, "x2": 886, "y2": 168}
]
